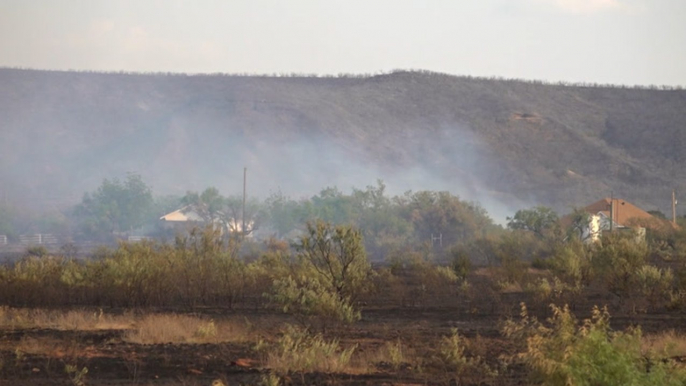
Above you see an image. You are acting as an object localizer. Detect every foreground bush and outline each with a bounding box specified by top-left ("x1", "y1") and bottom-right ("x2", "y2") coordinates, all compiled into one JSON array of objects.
[
  {"x1": 270, "y1": 275, "x2": 361, "y2": 328},
  {"x1": 433, "y1": 328, "x2": 495, "y2": 383},
  {"x1": 256, "y1": 324, "x2": 356, "y2": 375},
  {"x1": 504, "y1": 303, "x2": 686, "y2": 386},
  {"x1": 268, "y1": 221, "x2": 371, "y2": 327}
]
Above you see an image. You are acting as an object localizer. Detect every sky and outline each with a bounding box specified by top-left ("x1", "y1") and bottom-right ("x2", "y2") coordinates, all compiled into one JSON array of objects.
[{"x1": 0, "y1": 0, "x2": 685, "y2": 86}]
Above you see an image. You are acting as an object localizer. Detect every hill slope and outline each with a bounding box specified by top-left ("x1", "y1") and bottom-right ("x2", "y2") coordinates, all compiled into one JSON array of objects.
[{"x1": 1, "y1": 69, "x2": 685, "y2": 218}]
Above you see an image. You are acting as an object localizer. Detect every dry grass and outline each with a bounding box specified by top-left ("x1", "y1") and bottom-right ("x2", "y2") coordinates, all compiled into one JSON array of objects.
[
  {"x1": 256, "y1": 325, "x2": 357, "y2": 375},
  {"x1": 0, "y1": 306, "x2": 135, "y2": 330},
  {"x1": 348, "y1": 338, "x2": 420, "y2": 374},
  {"x1": 642, "y1": 330, "x2": 686, "y2": 358},
  {"x1": 0, "y1": 307, "x2": 253, "y2": 345},
  {"x1": 123, "y1": 314, "x2": 251, "y2": 344}
]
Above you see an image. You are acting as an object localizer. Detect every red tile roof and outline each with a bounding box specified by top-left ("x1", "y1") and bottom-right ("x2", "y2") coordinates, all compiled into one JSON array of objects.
[{"x1": 580, "y1": 198, "x2": 675, "y2": 230}]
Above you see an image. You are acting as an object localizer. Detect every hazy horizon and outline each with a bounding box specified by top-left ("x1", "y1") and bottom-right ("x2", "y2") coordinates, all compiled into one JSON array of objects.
[{"x1": 1, "y1": 0, "x2": 685, "y2": 86}]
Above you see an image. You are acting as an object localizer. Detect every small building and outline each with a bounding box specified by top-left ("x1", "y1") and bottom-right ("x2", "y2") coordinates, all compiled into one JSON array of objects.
[
  {"x1": 566, "y1": 198, "x2": 671, "y2": 243},
  {"x1": 160, "y1": 206, "x2": 254, "y2": 237},
  {"x1": 159, "y1": 206, "x2": 205, "y2": 233}
]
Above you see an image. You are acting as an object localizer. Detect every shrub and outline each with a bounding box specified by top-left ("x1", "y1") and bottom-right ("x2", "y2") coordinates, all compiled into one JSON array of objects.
[
  {"x1": 26, "y1": 246, "x2": 48, "y2": 257},
  {"x1": 257, "y1": 324, "x2": 356, "y2": 374},
  {"x1": 503, "y1": 303, "x2": 686, "y2": 386},
  {"x1": 549, "y1": 240, "x2": 591, "y2": 290},
  {"x1": 591, "y1": 231, "x2": 648, "y2": 296},
  {"x1": 525, "y1": 277, "x2": 569, "y2": 303},
  {"x1": 434, "y1": 328, "x2": 494, "y2": 382},
  {"x1": 194, "y1": 319, "x2": 217, "y2": 340},
  {"x1": 450, "y1": 249, "x2": 472, "y2": 281},
  {"x1": 437, "y1": 329, "x2": 471, "y2": 371},
  {"x1": 295, "y1": 221, "x2": 372, "y2": 302},
  {"x1": 268, "y1": 221, "x2": 371, "y2": 327},
  {"x1": 636, "y1": 265, "x2": 674, "y2": 309},
  {"x1": 270, "y1": 275, "x2": 361, "y2": 328},
  {"x1": 383, "y1": 248, "x2": 460, "y2": 307},
  {"x1": 383, "y1": 339, "x2": 407, "y2": 371}
]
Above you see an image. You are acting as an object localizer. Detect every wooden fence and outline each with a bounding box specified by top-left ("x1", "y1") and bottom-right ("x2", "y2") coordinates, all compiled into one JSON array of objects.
[{"x1": 18, "y1": 234, "x2": 59, "y2": 245}]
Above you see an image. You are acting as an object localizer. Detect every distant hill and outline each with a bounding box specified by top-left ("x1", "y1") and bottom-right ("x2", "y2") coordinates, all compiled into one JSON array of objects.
[{"x1": 1, "y1": 68, "x2": 685, "y2": 219}]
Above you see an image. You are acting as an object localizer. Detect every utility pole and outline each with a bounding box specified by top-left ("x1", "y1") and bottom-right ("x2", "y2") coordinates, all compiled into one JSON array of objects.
[
  {"x1": 673, "y1": 189, "x2": 677, "y2": 226},
  {"x1": 242, "y1": 167, "x2": 247, "y2": 239}
]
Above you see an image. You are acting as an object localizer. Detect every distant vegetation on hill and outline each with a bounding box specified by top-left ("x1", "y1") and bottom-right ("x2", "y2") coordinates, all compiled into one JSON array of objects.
[{"x1": 1, "y1": 68, "x2": 685, "y2": 218}]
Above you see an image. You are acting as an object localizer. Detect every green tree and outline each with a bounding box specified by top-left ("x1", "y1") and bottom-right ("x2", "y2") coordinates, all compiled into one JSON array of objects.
[
  {"x1": 507, "y1": 206, "x2": 561, "y2": 240},
  {"x1": 264, "y1": 192, "x2": 306, "y2": 237},
  {"x1": 308, "y1": 187, "x2": 357, "y2": 224},
  {"x1": 351, "y1": 181, "x2": 413, "y2": 257},
  {"x1": 152, "y1": 194, "x2": 183, "y2": 217},
  {"x1": 181, "y1": 188, "x2": 264, "y2": 236},
  {"x1": 180, "y1": 187, "x2": 225, "y2": 224},
  {"x1": 565, "y1": 208, "x2": 592, "y2": 241},
  {"x1": 296, "y1": 221, "x2": 371, "y2": 302},
  {"x1": 224, "y1": 195, "x2": 265, "y2": 236},
  {"x1": 75, "y1": 173, "x2": 153, "y2": 240},
  {"x1": 399, "y1": 190, "x2": 496, "y2": 246}
]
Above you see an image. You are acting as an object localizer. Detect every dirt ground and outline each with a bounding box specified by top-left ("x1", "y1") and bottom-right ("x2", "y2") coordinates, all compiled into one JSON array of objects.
[
  {"x1": 3, "y1": 291, "x2": 686, "y2": 385},
  {"x1": 0, "y1": 309, "x2": 510, "y2": 386}
]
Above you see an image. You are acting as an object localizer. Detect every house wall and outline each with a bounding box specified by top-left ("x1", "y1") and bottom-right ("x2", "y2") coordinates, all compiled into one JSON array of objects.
[{"x1": 581, "y1": 214, "x2": 602, "y2": 243}]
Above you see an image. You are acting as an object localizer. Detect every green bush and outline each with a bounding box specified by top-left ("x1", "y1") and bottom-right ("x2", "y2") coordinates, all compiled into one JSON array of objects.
[
  {"x1": 383, "y1": 248, "x2": 460, "y2": 307},
  {"x1": 270, "y1": 275, "x2": 360, "y2": 327},
  {"x1": 267, "y1": 221, "x2": 370, "y2": 327},
  {"x1": 0, "y1": 225, "x2": 266, "y2": 309},
  {"x1": 450, "y1": 249, "x2": 472, "y2": 281},
  {"x1": 503, "y1": 303, "x2": 686, "y2": 386},
  {"x1": 295, "y1": 221, "x2": 372, "y2": 302},
  {"x1": 636, "y1": 265, "x2": 674, "y2": 308},
  {"x1": 591, "y1": 231, "x2": 648, "y2": 296}
]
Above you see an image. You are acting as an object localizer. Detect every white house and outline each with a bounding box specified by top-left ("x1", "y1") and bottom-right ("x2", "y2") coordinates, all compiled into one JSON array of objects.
[
  {"x1": 566, "y1": 198, "x2": 668, "y2": 243},
  {"x1": 160, "y1": 206, "x2": 255, "y2": 237}
]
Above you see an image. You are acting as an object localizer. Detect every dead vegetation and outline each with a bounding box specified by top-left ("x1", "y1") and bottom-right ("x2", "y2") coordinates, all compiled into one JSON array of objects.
[
  {"x1": 3, "y1": 221, "x2": 686, "y2": 385},
  {"x1": 124, "y1": 314, "x2": 251, "y2": 344}
]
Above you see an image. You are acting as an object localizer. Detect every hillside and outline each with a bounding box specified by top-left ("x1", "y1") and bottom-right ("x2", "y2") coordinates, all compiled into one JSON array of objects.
[{"x1": 1, "y1": 68, "x2": 685, "y2": 219}]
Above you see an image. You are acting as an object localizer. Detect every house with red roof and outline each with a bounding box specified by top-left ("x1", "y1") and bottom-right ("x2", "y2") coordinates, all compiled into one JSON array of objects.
[{"x1": 565, "y1": 198, "x2": 674, "y2": 243}]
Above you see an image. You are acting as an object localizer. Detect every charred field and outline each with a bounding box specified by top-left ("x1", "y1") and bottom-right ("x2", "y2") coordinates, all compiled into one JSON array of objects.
[{"x1": 3, "y1": 262, "x2": 686, "y2": 386}]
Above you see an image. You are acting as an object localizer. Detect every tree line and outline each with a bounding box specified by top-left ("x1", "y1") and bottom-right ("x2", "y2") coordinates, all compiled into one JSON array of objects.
[{"x1": 0, "y1": 175, "x2": 502, "y2": 260}]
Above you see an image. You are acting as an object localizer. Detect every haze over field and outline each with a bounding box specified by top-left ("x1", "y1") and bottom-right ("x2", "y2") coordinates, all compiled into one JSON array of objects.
[{"x1": 3, "y1": 4, "x2": 686, "y2": 386}]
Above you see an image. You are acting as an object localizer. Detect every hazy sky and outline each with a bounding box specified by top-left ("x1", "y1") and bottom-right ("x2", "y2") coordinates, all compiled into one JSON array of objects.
[{"x1": 1, "y1": 0, "x2": 684, "y2": 85}]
